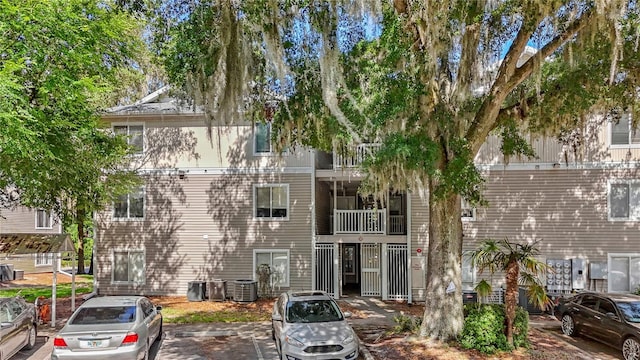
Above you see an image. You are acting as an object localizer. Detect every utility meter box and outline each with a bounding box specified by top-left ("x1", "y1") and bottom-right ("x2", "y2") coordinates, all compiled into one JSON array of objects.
[
  {"x1": 589, "y1": 262, "x2": 608, "y2": 280},
  {"x1": 571, "y1": 258, "x2": 586, "y2": 290}
]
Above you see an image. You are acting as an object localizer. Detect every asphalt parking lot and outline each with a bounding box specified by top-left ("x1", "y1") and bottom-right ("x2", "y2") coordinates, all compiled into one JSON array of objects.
[
  {"x1": 14, "y1": 322, "x2": 280, "y2": 360},
  {"x1": 12, "y1": 321, "x2": 620, "y2": 360}
]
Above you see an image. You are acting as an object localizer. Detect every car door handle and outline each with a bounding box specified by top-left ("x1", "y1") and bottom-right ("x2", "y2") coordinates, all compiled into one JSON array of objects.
[{"x1": 594, "y1": 315, "x2": 601, "y2": 320}]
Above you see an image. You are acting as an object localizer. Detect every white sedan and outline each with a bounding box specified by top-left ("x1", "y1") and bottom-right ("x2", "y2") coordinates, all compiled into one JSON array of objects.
[{"x1": 271, "y1": 291, "x2": 359, "y2": 360}]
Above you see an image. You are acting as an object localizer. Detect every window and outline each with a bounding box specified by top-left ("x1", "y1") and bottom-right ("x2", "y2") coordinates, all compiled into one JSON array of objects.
[
  {"x1": 35, "y1": 209, "x2": 52, "y2": 229},
  {"x1": 35, "y1": 253, "x2": 53, "y2": 266},
  {"x1": 461, "y1": 198, "x2": 476, "y2": 220},
  {"x1": 611, "y1": 113, "x2": 640, "y2": 146},
  {"x1": 580, "y1": 295, "x2": 599, "y2": 310},
  {"x1": 254, "y1": 122, "x2": 272, "y2": 154},
  {"x1": 112, "y1": 250, "x2": 145, "y2": 284},
  {"x1": 113, "y1": 124, "x2": 144, "y2": 155},
  {"x1": 254, "y1": 184, "x2": 288, "y2": 219},
  {"x1": 609, "y1": 182, "x2": 640, "y2": 220},
  {"x1": 114, "y1": 186, "x2": 144, "y2": 219},
  {"x1": 597, "y1": 299, "x2": 617, "y2": 317},
  {"x1": 461, "y1": 252, "x2": 476, "y2": 288},
  {"x1": 608, "y1": 254, "x2": 640, "y2": 293},
  {"x1": 254, "y1": 249, "x2": 290, "y2": 287}
]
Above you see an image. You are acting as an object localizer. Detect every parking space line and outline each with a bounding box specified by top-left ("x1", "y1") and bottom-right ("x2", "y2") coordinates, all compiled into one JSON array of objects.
[{"x1": 252, "y1": 335, "x2": 264, "y2": 360}]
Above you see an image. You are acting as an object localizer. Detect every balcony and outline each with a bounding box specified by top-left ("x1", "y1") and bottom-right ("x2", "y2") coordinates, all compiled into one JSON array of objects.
[
  {"x1": 333, "y1": 143, "x2": 381, "y2": 169},
  {"x1": 329, "y1": 210, "x2": 406, "y2": 235}
]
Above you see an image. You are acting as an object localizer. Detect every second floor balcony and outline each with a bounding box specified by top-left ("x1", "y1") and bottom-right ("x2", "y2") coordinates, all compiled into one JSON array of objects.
[
  {"x1": 329, "y1": 209, "x2": 406, "y2": 235},
  {"x1": 333, "y1": 143, "x2": 381, "y2": 170}
]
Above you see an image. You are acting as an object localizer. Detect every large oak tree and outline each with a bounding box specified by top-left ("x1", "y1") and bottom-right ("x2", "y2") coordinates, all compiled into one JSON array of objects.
[{"x1": 155, "y1": 0, "x2": 639, "y2": 340}]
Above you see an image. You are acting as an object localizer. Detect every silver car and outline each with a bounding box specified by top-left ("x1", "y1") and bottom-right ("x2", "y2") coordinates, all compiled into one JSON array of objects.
[
  {"x1": 271, "y1": 291, "x2": 359, "y2": 360},
  {"x1": 51, "y1": 296, "x2": 162, "y2": 360},
  {"x1": 0, "y1": 296, "x2": 37, "y2": 359}
]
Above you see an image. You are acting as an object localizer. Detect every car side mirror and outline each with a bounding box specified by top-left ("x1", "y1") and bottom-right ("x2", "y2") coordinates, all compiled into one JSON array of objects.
[
  {"x1": 605, "y1": 312, "x2": 618, "y2": 320},
  {"x1": 156, "y1": 306, "x2": 162, "y2": 311},
  {"x1": 343, "y1": 311, "x2": 352, "y2": 318},
  {"x1": 272, "y1": 313, "x2": 282, "y2": 322},
  {"x1": 0, "y1": 322, "x2": 12, "y2": 328}
]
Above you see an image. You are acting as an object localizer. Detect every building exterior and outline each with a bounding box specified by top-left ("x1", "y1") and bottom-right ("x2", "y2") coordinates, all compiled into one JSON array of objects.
[
  {"x1": 95, "y1": 88, "x2": 640, "y2": 301},
  {"x1": 0, "y1": 206, "x2": 60, "y2": 274}
]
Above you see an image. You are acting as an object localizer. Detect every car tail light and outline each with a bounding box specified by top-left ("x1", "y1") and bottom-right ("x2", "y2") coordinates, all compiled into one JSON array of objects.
[
  {"x1": 121, "y1": 332, "x2": 139, "y2": 346},
  {"x1": 53, "y1": 336, "x2": 68, "y2": 348}
]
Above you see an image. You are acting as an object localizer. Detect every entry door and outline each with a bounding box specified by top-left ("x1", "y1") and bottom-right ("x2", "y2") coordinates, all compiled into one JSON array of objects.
[
  {"x1": 361, "y1": 243, "x2": 381, "y2": 296},
  {"x1": 343, "y1": 245, "x2": 358, "y2": 284}
]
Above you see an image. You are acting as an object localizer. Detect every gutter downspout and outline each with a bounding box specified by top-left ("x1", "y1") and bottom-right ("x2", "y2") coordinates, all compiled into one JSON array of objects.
[
  {"x1": 311, "y1": 150, "x2": 317, "y2": 291},
  {"x1": 407, "y1": 192, "x2": 412, "y2": 304}
]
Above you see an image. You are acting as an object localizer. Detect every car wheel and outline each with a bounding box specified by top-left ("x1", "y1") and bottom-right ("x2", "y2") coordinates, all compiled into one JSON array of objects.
[
  {"x1": 24, "y1": 324, "x2": 36, "y2": 350},
  {"x1": 561, "y1": 314, "x2": 577, "y2": 336},
  {"x1": 623, "y1": 337, "x2": 640, "y2": 360}
]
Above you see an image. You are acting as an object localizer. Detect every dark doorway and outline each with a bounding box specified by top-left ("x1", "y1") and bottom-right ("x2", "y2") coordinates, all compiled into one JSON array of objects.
[{"x1": 342, "y1": 244, "x2": 360, "y2": 296}]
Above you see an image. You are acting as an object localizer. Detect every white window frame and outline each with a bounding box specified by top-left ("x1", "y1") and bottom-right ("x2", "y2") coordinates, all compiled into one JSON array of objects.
[
  {"x1": 111, "y1": 249, "x2": 146, "y2": 285},
  {"x1": 608, "y1": 180, "x2": 640, "y2": 221},
  {"x1": 35, "y1": 253, "x2": 53, "y2": 267},
  {"x1": 112, "y1": 123, "x2": 145, "y2": 155},
  {"x1": 253, "y1": 122, "x2": 273, "y2": 155},
  {"x1": 609, "y1": 113, "x2": 640, "y2": 148},
  {"x1": 113, "y1": 186, "x2": 145, "y2": 220},
  {"x1": 461, "y1": 198, "x2": 476, "y2": 221},
  {"x1": 461, "y1": 251, "x2": 476, "y2": 289},
  {"x1": 608, "y1": 253, "x2": 640, "y2": 293},
  {"x1": 253, "y1": 249, "x2": 290, "y2": 288},
  {"x1": 253, "y1": 184, "x2": 289, "y2": 220},
  {"x1": 35, "y1": 209, "x2": 53, "y2": 229}
]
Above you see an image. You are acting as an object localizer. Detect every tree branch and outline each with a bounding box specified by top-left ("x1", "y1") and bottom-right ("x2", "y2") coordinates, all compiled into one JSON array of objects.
[{"x1": 467, "y1": 6, "x2": 594, "y2": 154}]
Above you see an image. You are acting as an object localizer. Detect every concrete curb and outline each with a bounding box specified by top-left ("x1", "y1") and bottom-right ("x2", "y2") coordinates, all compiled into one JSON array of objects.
[{"x1": 358, "y1": 337, "x2": 376, "y2": 360}]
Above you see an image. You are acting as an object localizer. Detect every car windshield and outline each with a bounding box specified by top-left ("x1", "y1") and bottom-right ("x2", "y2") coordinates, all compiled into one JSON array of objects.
[
  {"x1": 616, "y1": 301, "x2": 640, "y2": 323},
  {"x1": 286, "y1": 299, "x2": 343, "y2": 323},
  {"x1": 70, "y1": 306, "x2": 137, "y2": 325}
]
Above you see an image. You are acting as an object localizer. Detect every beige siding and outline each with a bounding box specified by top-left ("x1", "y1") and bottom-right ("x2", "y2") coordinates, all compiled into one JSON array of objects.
[
  {"x1": 463, "y1": 168, "x2": 640, "y2": 290},
  {"x1": 0, "y1": 206, "x2": 58, "y2": 274},
  {"x1": 0, "y1": 206, "x2": 61, "y2": 234},
  {"x1": 0, "y1": 254, "x2": 56, "y2": 274},
  {"x1": 476, "y1": 118, "x2": 640, "y2": 166},
  {"x1": 96, "y1": 172, "x2": 313, "y2": 296},
  {"x1": 104, "y1": 116, "x2": 314, "y2": 170}
]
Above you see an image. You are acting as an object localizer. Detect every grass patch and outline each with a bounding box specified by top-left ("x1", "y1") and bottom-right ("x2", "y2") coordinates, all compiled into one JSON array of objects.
[
  {"x1": 162, "y1": 309, "x2": 270, "y2": 324},
  {"x1": 0, "y1": 283, "x2": 93, "y2": 303}
]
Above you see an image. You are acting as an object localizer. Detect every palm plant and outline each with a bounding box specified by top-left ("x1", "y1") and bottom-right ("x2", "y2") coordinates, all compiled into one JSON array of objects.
[{"x1": 470, "y1": 238, "x2": 551, "y2": 347}]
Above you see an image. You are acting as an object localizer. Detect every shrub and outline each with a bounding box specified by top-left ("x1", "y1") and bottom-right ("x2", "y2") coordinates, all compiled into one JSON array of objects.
[
  {"x1": 392, "y1": 313, "x2": 422, "y2": 334},
  {"x1": 459, "y1": 304, "x2": 529, "y2": 354}
]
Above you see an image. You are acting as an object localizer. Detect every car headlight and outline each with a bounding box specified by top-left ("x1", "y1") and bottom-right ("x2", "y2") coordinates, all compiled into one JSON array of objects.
[
  {"x1": 285, "y1": 335, "x2": 305, "y2": 348},
  {"x1": 342, "y1": 333, "x2": 355, "y2": 345}
]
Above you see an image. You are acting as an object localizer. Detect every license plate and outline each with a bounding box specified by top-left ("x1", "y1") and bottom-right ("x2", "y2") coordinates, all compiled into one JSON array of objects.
[{"x1": 81, "y1": 340, "x2": 107, "y2": 348}]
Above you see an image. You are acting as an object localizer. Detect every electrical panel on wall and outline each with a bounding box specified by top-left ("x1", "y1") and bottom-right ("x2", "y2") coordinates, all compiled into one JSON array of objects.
[
  {"x1": 571, "y1": 258, "x2": 586, "y2": 290},
  {"x1": 546, "y1": 259, "x2": 572, "y2": 292}
]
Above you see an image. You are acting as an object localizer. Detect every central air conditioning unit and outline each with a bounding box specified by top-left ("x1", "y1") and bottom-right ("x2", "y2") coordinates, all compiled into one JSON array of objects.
[
  {"x1": 187, "y1": 281, "x2": 206, "y2": 301},
  {"x1": 233, "y1": 279, "x2": 258, "y2": 302},
  {"x1": 207, "y1": 279, "x2": 227, "y2": 301}
]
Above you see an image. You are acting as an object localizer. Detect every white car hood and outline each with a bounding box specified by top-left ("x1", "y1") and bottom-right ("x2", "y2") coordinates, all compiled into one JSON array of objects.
[{"x1": 285, "y1": 321, "x2": 354, "y2": 344}]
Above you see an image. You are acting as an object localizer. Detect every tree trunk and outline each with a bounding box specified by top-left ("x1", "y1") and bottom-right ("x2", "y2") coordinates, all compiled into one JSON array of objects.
[
  {"x1": 420, "y1": 190, "x2": 464, "y2": 341},
  {"x1": 504, "y1": 259, "x2": 519, "y2": 346},
  {"x1": 76, "y1": 209, "x2": 85, "y2": 274}
]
